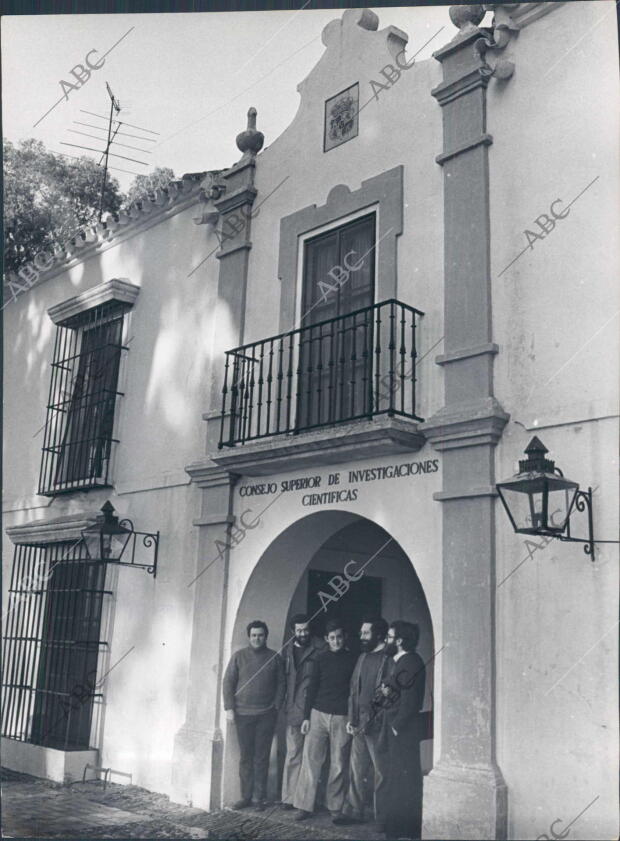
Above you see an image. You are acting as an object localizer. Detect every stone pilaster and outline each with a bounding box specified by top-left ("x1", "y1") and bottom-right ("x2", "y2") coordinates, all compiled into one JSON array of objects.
[
  {"x1": 172, "y1": 112, "x2": 262, "y2": 808},
  {"x1": 205, "y1": 110, "x2": 263, "y2": 454},
  {"x1": 420, "y1": 8, "x2": 510, "y2": 840},
  {"x1": 171, "y1": 464, "x2": 238, "y2": 810}
]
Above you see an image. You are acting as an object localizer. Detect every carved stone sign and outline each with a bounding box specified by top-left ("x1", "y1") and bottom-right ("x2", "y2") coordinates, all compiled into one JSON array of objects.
[{"x1": 237, "y1": 457, "x2": 440, "y2": 508}]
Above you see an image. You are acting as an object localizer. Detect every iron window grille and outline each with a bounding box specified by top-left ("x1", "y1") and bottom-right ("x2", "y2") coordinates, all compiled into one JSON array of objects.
[
  {"x1": 38, "y1": 301, "x2": 130, "y2": 496},
  {"x1": 2, "y1": 541, "x2": 110, "y2": 750}
]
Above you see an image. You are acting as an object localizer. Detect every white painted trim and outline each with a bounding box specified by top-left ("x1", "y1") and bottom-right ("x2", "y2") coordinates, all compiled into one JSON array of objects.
[
  {"x1": 6, "y1": 511, "x2": 98, "y2": 544},
  {"x1": 48, "y1": 277, "x2": 140, "y2": 325}
]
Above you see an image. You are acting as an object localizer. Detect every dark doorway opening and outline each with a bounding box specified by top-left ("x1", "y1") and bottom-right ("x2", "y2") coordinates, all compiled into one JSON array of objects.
[{"x1": 306, "y1": 569, "x2": 382, "y2": 656}]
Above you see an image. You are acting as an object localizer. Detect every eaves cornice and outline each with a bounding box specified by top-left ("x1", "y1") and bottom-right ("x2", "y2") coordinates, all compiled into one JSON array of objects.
[{"x1": 10, "y1": 173, "x2": 208, "y2": 289}]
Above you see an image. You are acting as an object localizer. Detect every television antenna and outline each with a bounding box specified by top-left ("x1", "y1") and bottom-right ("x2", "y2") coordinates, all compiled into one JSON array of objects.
[{"x1": 59, "y1": 84, "x2": 159, "y2": 220}]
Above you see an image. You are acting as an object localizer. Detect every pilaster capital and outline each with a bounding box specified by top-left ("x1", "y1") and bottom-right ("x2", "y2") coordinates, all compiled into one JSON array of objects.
[
  {"x1": 185, "y1": 460, "x2": 239, "y2": 490},
  {"x1": 421, "y1": 398, "x2": 509, "y2": 450}
]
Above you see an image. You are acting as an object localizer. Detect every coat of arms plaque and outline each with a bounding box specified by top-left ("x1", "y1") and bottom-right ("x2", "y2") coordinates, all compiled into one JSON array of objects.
[{"x1": 324, "y1": 83, "x2": 359, "y2": 152}]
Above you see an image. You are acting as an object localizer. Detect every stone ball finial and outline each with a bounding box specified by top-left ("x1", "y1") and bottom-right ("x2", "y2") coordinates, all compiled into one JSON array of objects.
[
  {"x1": 449, "y1": 4, "x2": 485, "y2": 30},
  {"x1": 236, "y1": 107, "x2": 264, "y2": 159}
]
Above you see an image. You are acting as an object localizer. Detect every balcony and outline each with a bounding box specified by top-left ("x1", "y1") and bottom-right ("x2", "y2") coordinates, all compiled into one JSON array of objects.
[{"x1": 214, "y1": 300, "x2": 425, "y2": 472}]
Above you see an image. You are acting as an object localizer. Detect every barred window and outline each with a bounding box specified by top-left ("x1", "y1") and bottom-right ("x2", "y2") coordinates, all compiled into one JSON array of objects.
[
  {"x1": 38, "y1": 301, "x2": 129, "y2": 496},
  {"x1": 1, "y1": 542, "x2": 109, "y2": 750}
]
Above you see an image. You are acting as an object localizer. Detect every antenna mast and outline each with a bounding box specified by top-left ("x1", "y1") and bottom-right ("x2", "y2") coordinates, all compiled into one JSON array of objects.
[{"x1": 99, "y1": 82, "x2": 122, "y2": 221}]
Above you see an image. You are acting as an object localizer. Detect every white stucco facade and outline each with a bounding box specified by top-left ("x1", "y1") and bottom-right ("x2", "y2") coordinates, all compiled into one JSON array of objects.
[{"x1": 3, "y1": 4, "x2": 618, "y2": 839}]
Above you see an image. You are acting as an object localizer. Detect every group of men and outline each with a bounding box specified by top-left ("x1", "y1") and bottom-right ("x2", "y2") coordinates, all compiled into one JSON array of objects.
[{"x1": 223, "y1": 614, "x2": 426, "y2": 840}]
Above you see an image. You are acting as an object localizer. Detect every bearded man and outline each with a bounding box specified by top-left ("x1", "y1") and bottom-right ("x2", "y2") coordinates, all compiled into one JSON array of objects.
[
  {"x1": 280, "y1": 614, "x2": 325, "y2": 809},
  {"x1": 335, "y1": 617, "x2": 390, "y2": 828}
]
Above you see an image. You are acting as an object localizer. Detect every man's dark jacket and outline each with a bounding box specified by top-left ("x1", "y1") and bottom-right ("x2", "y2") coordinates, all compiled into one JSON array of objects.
[
  {"x1": 384, "y1": 651, "x2": 426, "y2": 840},
  {"x1": 385, "y1": 651, "x2": 426, "y2": 734},
  {"x1": 348, "y1": 649, "x2": 390, "y2": 733},
  {"x1": 282, "y1": 636, "x2": 325, "y2": 727}
]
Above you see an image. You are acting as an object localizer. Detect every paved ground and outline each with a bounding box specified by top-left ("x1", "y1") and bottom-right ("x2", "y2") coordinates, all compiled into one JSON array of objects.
[{"x1": 1, "y1": 768, "x2": 390, "y2": 840}]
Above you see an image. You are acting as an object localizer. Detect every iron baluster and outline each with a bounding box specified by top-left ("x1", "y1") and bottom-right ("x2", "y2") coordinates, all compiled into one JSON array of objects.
[
  {"x1": 350, "y1": 312, "x2": 357, "y2": 418},
  {"x1": 305, "y1": 327, "x2": 314, "y2": 429},
  {"x1": 361, "y1": 307, "x2": 370, "y2": 417},
  {"x1": 256, "y1": 342, "x2": 265, "y2": 440},
  {"x1": 275, "y1": 338, "x2": 284, "y2": 433},
  {"x1": 246, "y1": 351, "x2": 256, "y2": 443},
  {"x1": 266, "y1": 340, "x2": 275, "y2": 437},
  {"x1": 316, "y1": 323, "x2": 324, "y2": 426},
  {"x1": 286, "y1": 333, "x2": 294, "y2": 434},
  {"x1": 338, "y1": 317, "x2": 346, "y2": 422},
  {"x1": 328, "y1": 317, "x2": 336, "y2": 424},
  {"x1": 411, "y1": 315, "x2": 417, "y2": 418},
  {"x1": 219, "y1": 352, "x2": 231, "y2": 450},
  {"x1": 388, "y1": 301, "x2": 396, "y2": 416},
  {"x1": 228, "y1": 353, "x2": 241, "y2": 446},
  {"x1": 374, "y1": 304, "x2": 382, "y2": 413},
  {"x1": 399, "y1": 305, "x2": 406, "y2": 415}
]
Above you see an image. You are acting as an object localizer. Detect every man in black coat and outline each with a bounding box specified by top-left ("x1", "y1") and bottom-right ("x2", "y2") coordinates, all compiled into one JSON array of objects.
[
  {"x1": 382, "y1": 620, "x2": 426, "y2": 840},
  {"x1": 337, "y1": 616, "x2": 390, "y2": 827},
  {"x1": 280, "y1": 614, "x2": 325, "y2": 809}
]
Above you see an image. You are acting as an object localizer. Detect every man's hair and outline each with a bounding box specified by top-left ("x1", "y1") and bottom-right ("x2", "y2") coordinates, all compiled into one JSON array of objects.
[
  {"x1": 290, "y1": 613, "x2": 310, "y2": 629},
  {"x1": 389, "y1": 620, "x2": 419, "y2": 652},
  {"x1": 246, "y1": 620, "x2": 268, "y2": 637},
  {"x1": 362, "y1": 616, "x2": 389, "y2": 639},
  {"x1": 325, "y1": 618, "x2": 345, "y2": 636}
]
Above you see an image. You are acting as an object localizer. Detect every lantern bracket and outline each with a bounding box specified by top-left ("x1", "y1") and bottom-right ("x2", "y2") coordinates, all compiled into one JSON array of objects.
[
  {"x1": 116, "y1": 518, "x2": 160, "y2": 576},
  {"x1": 555, "y1": 487, "x2": 595, "y2": 560}
]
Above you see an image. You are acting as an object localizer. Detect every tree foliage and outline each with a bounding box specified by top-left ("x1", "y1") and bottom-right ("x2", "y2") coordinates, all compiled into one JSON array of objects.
[
  {"x1": 124, "y1": 166, "x2": 176, "y2": 207},
  {"x1": 3, "y1": 138, "x2": 124, "y2": 274}
]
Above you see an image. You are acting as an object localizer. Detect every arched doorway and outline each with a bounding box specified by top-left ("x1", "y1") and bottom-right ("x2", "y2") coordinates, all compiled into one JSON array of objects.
[{"x1": 223, "y1": 510, "x2": 435, "y2": 812}]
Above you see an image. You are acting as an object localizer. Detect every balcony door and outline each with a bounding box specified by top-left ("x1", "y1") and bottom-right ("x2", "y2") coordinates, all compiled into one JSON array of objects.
[{"x1": 297, "y1": 213, "x2": 375, "y2": 430}]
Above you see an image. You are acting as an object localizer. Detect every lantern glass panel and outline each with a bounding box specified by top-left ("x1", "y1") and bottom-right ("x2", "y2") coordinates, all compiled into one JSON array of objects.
[
  {"x1": 82, "y1": 525, "x2": 131, "y2": 561},
  {"x1": 82, "y1": 531, "x2": 103, "y2": 561},
  {"x1": 546, "y1": 485, "x2": 578, "y2": 533},
  {"x1": 497, "y1": 486, "x2": 541, "y2": 534}
]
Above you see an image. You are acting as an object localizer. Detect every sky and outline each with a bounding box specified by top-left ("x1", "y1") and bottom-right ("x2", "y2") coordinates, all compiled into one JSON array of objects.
[{"x1": 1, "y1": 5, "x2": 461, "y2": 190}]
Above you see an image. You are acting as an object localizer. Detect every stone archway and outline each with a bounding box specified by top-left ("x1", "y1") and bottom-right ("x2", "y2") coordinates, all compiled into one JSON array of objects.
[{"x1": 222, "y1": 509, "x2": 435, "y2": 809}]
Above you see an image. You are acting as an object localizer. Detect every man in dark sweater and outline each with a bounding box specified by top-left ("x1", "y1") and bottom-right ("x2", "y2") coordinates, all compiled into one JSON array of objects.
[
  {"x1": 382, "y1": 620, "x2": 426, "y2": 840},
  {"x1": 223, "y1": 620, "x2": 285, "y2": 810},
  {"x1": 337, "y1": 616, "x2": 390, "y2": 827},
  {"x1": 292, "y1": 619, "x2": 356, "y2": 823}
]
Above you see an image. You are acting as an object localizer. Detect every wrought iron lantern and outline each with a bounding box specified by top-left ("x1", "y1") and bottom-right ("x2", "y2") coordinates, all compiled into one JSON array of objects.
[
  {"x1": 81, "y1": 501, "x2": 159, "y2": 576},
  {"x1": 496, "y1": 436, "x2": 611, "y2": 560}
]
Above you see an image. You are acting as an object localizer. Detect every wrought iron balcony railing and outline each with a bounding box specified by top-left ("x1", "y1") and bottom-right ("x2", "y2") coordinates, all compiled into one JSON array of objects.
[{"x1": 219, "y1": 299, "x2": 424, "y2": 448}]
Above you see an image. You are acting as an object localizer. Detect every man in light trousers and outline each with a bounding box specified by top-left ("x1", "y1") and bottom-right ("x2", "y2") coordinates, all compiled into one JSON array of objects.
[
  {"x1": 292, "y1": 620, "x2": 356, "y2": 823},
  {"x1": 280, "y1": 614, "x2": 325, "y2": 809}
]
